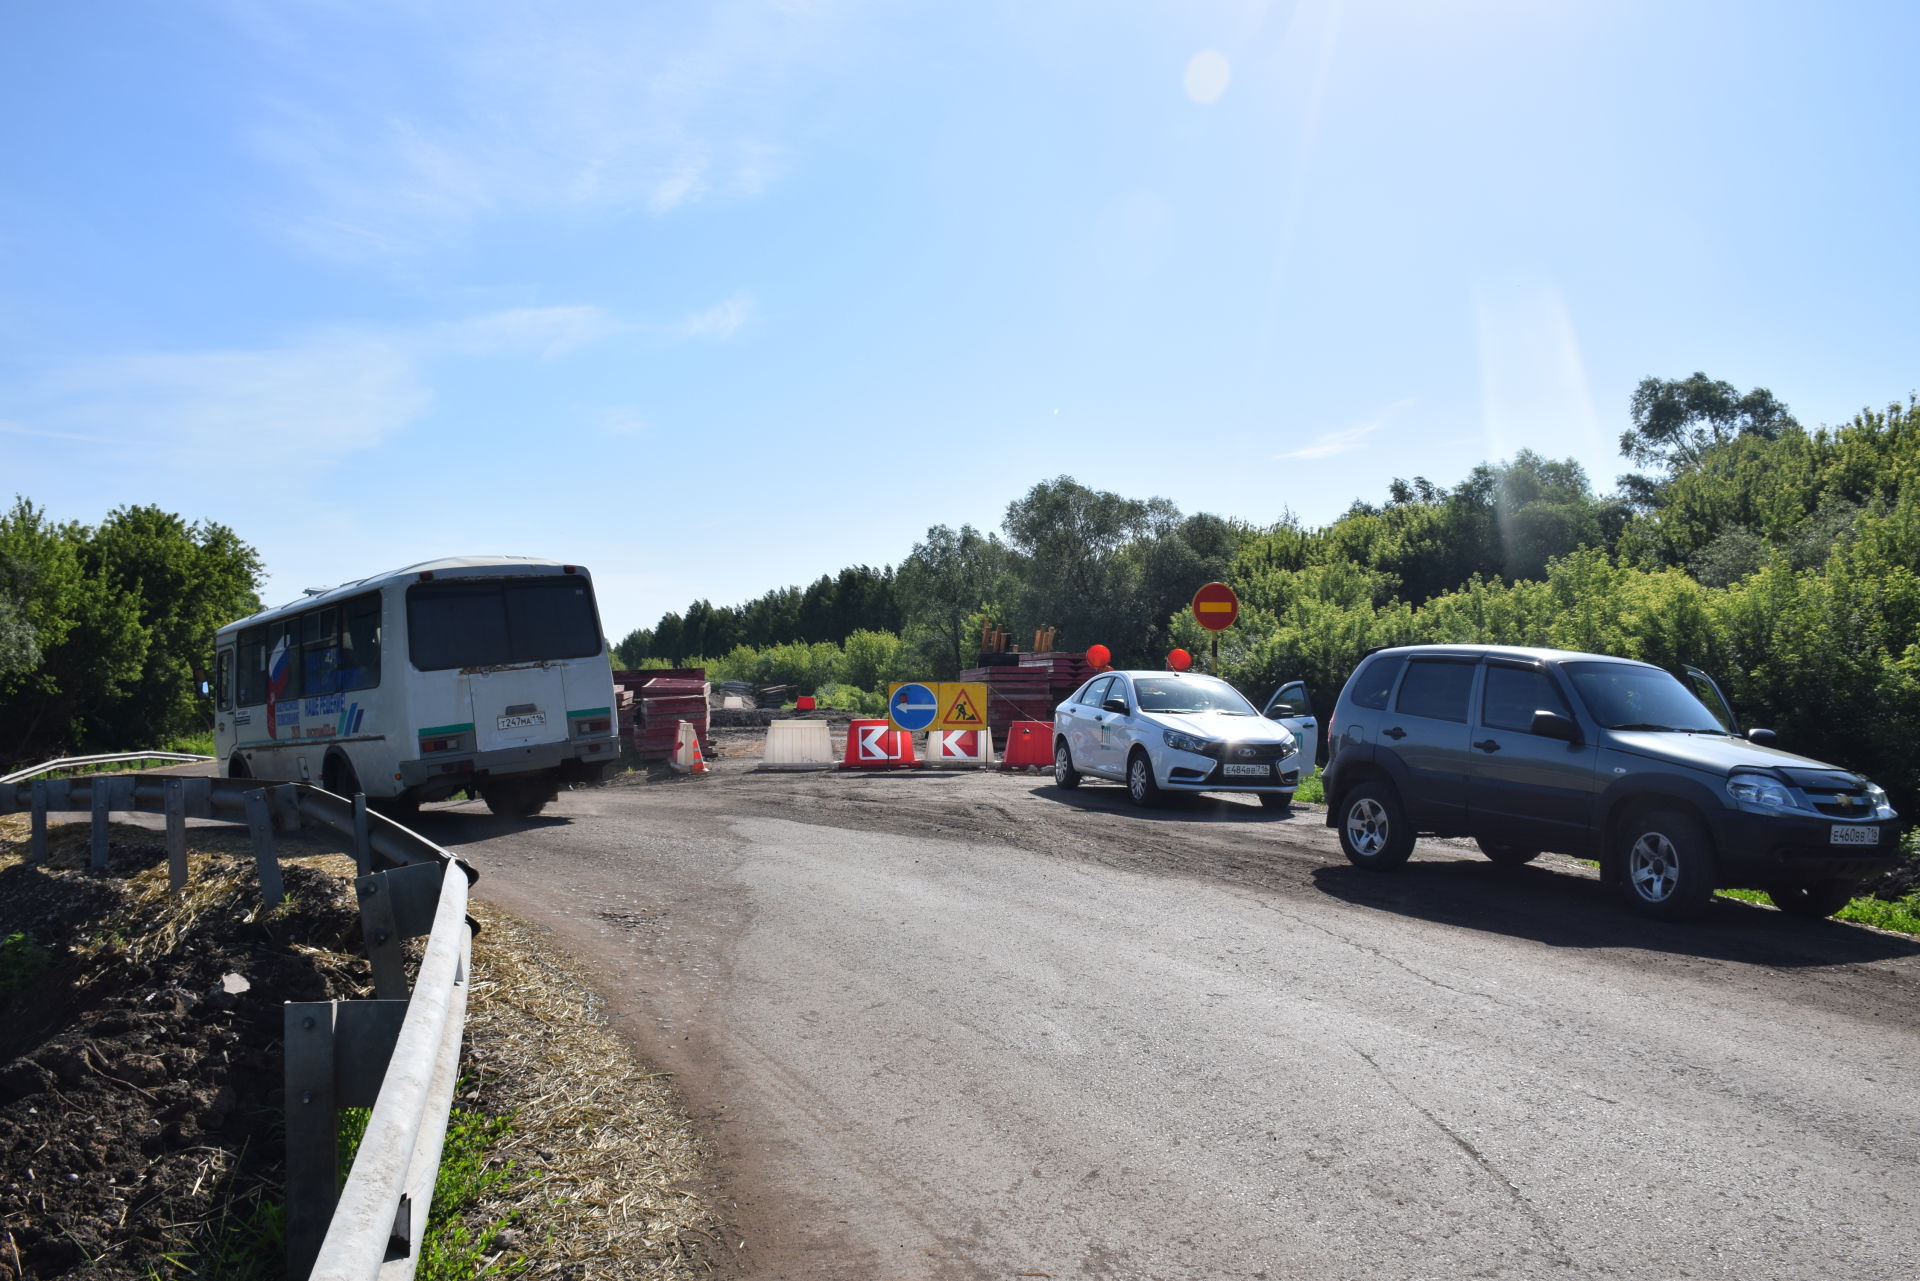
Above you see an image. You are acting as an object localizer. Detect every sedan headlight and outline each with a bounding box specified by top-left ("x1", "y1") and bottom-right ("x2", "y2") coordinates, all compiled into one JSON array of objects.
[
  {"x1": 1163, "y1": 730, "x2": 1218, "y2": 755},
  {"x1": 1726, "y1": 772, "x2": 1795, "y2": 813}
]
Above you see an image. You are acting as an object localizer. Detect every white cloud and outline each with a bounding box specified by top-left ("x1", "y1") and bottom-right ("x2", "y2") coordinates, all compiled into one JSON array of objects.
[
  {"x1": 676, "y1": 294, "x2": 754, "y2": 340},
  {"x1": 15, "y1": 305, "x2": 624, "y2": 467},
  {"x1": 46, "y1": 336, "x2": 426, "y2": 461},
  {"x1": 231, "y1": 2, "x2": 846, "y2": 260},
  {"x1": 429, "y1": 306, "x2": 624, "y2": 359},
  {"x1": 595, "y1": 407, "x2": 653, "y2": 438},
  {"x1": 1275, "y1": 398, "x2": 1414, "y2": 461}
]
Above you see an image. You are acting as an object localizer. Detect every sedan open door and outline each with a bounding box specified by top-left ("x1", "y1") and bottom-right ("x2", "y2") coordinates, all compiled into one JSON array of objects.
[{"x1": 1261, "y1": 681, "x2": 1319, "y2": 768}]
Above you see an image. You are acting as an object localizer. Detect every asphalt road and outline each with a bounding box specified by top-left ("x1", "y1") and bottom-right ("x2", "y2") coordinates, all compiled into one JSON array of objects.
[{"x1": 412, "y1": 761, "x2": 1920, "y2": 1281}]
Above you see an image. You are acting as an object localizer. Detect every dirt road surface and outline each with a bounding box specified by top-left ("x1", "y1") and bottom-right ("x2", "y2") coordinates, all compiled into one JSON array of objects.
[{"x1": 409, "y1": 750, "x2": 1920, "y2": 1281}]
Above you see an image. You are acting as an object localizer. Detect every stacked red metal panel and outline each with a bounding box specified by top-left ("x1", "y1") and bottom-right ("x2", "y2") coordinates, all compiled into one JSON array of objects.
[{"x1": 613, "y1": 669, "x2": 712, "y2": 760}]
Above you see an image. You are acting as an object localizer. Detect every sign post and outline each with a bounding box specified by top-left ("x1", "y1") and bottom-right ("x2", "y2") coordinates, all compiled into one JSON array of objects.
[{"x1": 1191, "y1": 582, "x2": 1240, "y2": 675}]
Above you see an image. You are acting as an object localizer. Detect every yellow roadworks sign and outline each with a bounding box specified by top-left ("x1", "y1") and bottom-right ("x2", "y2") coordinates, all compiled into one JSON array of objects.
[{"x1": 939, "y1": 683, "x2": 987, "y2": 730}]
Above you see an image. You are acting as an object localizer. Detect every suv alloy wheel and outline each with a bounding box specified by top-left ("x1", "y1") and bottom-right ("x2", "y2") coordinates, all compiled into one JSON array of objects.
[
  {"x1": 1620, "y1": 809, "x2": 1716, "y2": 920},
  {"x1": 1338, "y1": 781, "x2": 1414, "y2": 869}
]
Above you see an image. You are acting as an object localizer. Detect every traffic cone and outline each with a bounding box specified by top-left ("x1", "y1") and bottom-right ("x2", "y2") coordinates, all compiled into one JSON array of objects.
[{"x1": 689, "y1": 735, "x2": 709, "y2": 775}]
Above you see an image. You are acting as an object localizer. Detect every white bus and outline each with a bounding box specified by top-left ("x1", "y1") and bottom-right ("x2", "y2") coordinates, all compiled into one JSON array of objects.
[{"x1": 211, "y1": 556, "x2": 621, "y2": 817}]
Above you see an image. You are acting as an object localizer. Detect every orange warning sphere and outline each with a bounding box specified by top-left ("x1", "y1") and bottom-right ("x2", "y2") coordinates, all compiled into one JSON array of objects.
[
  {"x1": 1167, "y1": 648, "x2": 1192, "y2": 671},
  {"x1": 1086, "y1": 644, "x2": 1111, "y2": 668}
]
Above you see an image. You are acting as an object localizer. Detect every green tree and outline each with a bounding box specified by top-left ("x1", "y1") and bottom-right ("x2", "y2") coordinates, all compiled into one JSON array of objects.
[
  {"x1": 1618, "y1": 372, "x2": 1799, "y2": 506},
  {"x1": 897, "y1": 523, "x2": 1014, "y2": 674}
]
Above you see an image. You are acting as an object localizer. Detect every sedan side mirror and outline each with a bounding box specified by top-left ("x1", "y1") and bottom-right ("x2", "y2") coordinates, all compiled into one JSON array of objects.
[
  {"x1": 1531, "y1": 710, "x2": 1580, "y2": 743},
  {"x1": 1746, "y1": 727, "x2": 1778, "y2": 746},
  {"x1": 1102, "y1": 696, "x2": 1129, "y2": 715}
]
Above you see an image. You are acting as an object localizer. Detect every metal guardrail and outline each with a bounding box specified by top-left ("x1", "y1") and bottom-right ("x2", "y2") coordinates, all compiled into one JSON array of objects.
[
  {"x1": 2, "y1": 772, "x2": 477, "y2": 1281},
  {"x1": 0, "y1": 750, "x2": 215, "y2": 786}
]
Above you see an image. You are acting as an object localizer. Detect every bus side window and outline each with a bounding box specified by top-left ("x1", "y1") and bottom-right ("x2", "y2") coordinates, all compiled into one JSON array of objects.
[
  {"x1": 270, "y1": 620, "x2": 303, "y2": 701},
  {"x1": 215, "y1": 649, "x2": 232, "y2": 712},
  {"x1": 236, "y1": 626, "x2": 268, "y2": 706},
  {"x1": 341, "y1": 594, "x2": 382, "y2": 691},
  {"x1": 303, "y1": 607, "x2": 342, "y2": 694}
]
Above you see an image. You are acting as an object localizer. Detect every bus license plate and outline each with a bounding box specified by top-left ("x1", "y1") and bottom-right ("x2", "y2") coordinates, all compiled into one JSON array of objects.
[
  {"x1": 497, "y1": 713, "x2": 546, "y2": 731},
  {"x1": 1223, "y1": 763, "x2": 1270, "y2": 777},
  {"x1": 1830, "y1": 824, "x2": 1878, "y2": 846}
]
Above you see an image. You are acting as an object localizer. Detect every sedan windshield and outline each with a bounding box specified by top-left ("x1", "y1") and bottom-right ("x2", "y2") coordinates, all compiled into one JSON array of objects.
[
  {"x1": 1132, "y1": 675, "x2": 1257, "y2": 716},
  {"x1": 1564, "y1": 662, "x2": 1728, "y2": 733}
]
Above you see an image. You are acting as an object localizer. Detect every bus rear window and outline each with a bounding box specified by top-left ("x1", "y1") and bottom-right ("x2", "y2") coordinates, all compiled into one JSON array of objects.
[{"x1": 407, "y1": 578, "x2": 602, "y2": 671}]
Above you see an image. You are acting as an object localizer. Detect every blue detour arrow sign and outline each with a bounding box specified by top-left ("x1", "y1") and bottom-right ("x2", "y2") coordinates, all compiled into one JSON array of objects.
[{"x1": 888, "y1": 682, "x2": 940, "y2": 731}]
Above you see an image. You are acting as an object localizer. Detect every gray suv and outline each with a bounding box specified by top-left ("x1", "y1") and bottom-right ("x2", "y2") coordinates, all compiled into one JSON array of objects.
[{"x1": 1320, "y1": 644, "x2": 1903, "y2": 920}]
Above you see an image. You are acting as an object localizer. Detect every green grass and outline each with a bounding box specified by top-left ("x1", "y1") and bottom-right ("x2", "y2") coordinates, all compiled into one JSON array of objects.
[
  {"x1": 0, "y1": 931, "x2": 51, "y2": 997},
  {"x1": 1712, "y1": 885, "x2": 1920, "y2": 935},
  {"x1": 339, "y1": 1097, "x2": 536, "y2": 1280},
  {"x1": 160, "y1": 731, "x2": 216, "y2": 757},
  {"x1": 1293, "y1": 768, "x2": 1325, "y2": 805}
]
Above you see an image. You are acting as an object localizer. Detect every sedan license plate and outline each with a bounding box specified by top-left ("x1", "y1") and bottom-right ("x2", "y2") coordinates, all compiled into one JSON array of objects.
[
  {"x1": 1223, "y1": 763, "x2": 1271, "y2": 777},
  {"x1": 1830, "y1": 824, "x2": 1879, "y2": 846},
  {"x1": 497, "y1": 713, "x2": 546, "y2": 731}
]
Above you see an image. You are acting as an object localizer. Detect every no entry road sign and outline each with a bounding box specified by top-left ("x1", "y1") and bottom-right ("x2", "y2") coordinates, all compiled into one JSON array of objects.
[{"x1": 1192, "y1": 582, "x2": 1240, "y2": 631}]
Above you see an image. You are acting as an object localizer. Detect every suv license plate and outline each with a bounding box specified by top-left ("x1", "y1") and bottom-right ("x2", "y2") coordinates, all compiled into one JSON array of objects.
[
  {"x1": 497, "y1": 713, "x2": 546, "y2": 731},
  {"x1": 1223, "y1": 763, "x2": 1270, "y2": 777},
  {"x1": 1830, "y1": 824, "x2": 1879, "y2": 846}
]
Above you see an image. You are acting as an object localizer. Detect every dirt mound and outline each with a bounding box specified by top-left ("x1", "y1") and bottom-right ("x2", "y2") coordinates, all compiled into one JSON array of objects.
[{"x1": 0, "y1": 825, "x2": 368, "y2": 1279}]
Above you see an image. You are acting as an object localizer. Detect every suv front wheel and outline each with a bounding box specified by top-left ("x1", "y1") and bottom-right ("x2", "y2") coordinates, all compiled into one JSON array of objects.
[
  {"x1": 1619, "y1": 809, "x2": 1716, "y2": 920},
  {"x1": 1768, "y1": 880, "x2": 1857, "y2": 920},
  {"x1": 1338, "y1": 781, "x2": 1414, "y2": 870}
]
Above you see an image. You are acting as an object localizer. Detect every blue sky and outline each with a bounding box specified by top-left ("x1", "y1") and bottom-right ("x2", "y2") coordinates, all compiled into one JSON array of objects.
[{"x1": 3, "y1": 0, "x2": 1916, "y2": 642}]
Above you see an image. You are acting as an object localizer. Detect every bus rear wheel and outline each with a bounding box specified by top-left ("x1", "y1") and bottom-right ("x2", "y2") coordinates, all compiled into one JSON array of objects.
[
  {"x1": 483, "y1": 781, "x2": 551, "y2": 819},
  {"x1": 323, "y1": 753, "x2": 363, "y2": 799}
]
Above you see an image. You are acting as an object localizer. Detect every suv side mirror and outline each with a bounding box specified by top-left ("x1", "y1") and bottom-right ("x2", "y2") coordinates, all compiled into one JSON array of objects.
[
  {"x1": 1102, "y1": 696, "x2": 1129, "y2": 715},
  {"x1": 1531, "y1": 710, "x2": 1580, "y2": 743},
  {"x1": 1746, "y1": 727, "x2": 1777, "y2": 746}
]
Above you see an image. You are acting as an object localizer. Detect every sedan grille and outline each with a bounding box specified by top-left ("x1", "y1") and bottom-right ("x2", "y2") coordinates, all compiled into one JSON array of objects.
[{"x1": 1223, "y1": 741, "x2": 1290, "y2": 763}]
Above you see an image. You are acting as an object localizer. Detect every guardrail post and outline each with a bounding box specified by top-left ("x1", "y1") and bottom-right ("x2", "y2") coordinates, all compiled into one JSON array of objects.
[
  {"x1": 357, "y1": 871, "x2": 411, "y2": 1001},
  {"x1": 269, "y1": 783, "x2": 303, "y2": 834},
  {"x1": 29, "y1": 781, "x2": 48, "y2": 864},
  {"x1": 285, "y1": 1001, "x2": 339, "y2": 1280},
  {"x1": 90, "y1": 779, "x2": 110, "y2": 870},
  {"x1": 243, "y1": 788, "x2": 285, "y2": 907},
  {"x1": 165, "y1": 778, "x2": 188, "y2": 895},
  {"x1": 351, "y1": 794, "x2": 373, "y2": 877},
  {"x1": 285, "y1": 997, "x2": 410, "y2": 1279}
]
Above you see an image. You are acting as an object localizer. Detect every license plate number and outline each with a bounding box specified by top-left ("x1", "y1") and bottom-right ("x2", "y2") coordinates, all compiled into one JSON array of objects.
[
  {"x1": 1223, "y1": 763, "x2": 1270, "y2": 777},
  {"x1": 497, "y1": 713, "x2": 546, "y2": 730},
  {"x1": 1830, "y1": 824, "x2": 1879, "y2": 846}
]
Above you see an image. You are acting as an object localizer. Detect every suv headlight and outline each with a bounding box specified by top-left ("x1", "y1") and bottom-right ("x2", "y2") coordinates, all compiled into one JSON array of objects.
[
  {"x1": 1726, "y1": 772, "x2": 1795, "y2": 813},
  {"x1": 1864, "y1": 781, "x2": 1895, "y2": 817},
  {"x1": 1163, "y1": 730, "x2": 1217, "y2": 755}
]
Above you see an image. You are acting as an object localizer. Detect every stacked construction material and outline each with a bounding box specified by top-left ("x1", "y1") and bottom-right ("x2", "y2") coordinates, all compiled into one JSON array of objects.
[
  {"x1": 613, "y1": 668, "x2": 712, "y2": 760},
  {"x1": 957, "y1": 662, "x2": 1059, "y2": 747},
  {"x1": 1017, "y1": 650, "x2": 1095, "y2": 694}
]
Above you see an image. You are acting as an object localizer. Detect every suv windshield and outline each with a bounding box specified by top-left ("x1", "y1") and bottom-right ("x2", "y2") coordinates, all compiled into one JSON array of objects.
[
  {"x1": 1564, "y1": 662, "x2": 1728, "y2": 733},
  {"x1": 1132, "y1": 676, "x2": 1256, "y2": 716}
]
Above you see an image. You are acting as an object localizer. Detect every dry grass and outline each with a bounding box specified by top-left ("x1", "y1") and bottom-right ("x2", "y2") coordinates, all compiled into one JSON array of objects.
[{"x1": 463, "y1": 901, "x2": 726, "y2": 1279}]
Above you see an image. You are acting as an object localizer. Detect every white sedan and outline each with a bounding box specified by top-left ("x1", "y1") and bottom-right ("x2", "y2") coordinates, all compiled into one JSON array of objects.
[{"x1": 1052, "y1": 670, "x2": 1312, "y2": 809}]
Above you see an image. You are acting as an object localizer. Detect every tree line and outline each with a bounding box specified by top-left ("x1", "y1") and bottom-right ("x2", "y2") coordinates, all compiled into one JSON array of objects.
[
  {"x1": 0, "y1": 501, "x2": 261, "y2": 764},
  {"x1": 631, "y1": 373, "x2": 1920, "y2": 815},
  {"x1": 7, "y1": 371, "x2": 1916, "y2": 816}
]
